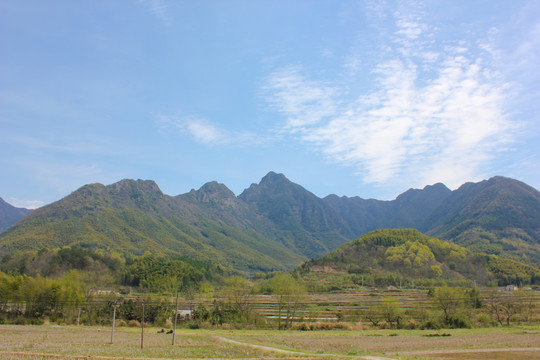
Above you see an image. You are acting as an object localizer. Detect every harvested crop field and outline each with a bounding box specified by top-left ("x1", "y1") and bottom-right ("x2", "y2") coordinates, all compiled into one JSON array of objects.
[
  {"x1": 225, "y1": 328, "x2": 540, "y2": 353},
  {"x1": 0, "y1": 325, "x2": 539, "y2": 359}
]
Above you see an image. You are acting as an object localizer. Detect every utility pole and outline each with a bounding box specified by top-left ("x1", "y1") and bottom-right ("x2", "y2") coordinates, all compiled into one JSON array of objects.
[
  {"x1": 111, "y1": 302, "x2": 118, "y2": 344},
  {"x1": 77, "y1": 308, "x2": 81, "y2": 326},
  {"x1": 141, "y1": 300, "x2": 145, "y2": 350},
  {"x1": 172, "y1": 291, "x2": 179, "y2": 346}
]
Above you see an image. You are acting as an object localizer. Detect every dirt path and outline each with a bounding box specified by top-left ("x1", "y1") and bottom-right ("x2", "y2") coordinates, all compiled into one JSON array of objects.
[
  {"x1": 393, "y1": 347, "x2": 540, "y2": 356},
  {"x1": 211, "y1": 336, "x2": 396, "y2": 360},
  {"x1": 212, "y1": 336, "x2": 540, "y2": 360}
]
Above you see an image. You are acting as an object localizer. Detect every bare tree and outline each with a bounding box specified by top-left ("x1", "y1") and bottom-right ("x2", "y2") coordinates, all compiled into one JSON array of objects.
[{"x1": 486, "y1": 291, "x2": 523, "y2": 326}]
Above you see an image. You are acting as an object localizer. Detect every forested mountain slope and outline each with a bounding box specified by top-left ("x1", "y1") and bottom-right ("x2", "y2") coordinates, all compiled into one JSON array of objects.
[
  {"x1": 422, "y1": 176, "x2": 540, "y2": 263},
  {"x1": 1, "y1": 173, "x2": 539, "y2": 270},
  {"x1": 300, "y1": 229, "x2": 540, "y2": 286},
  {"x1": 0, "y1": 179, "x2": 304, "y2": 272}
]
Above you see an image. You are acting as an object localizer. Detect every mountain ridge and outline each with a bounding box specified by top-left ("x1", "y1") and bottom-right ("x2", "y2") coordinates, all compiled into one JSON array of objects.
[
  {"x1": 421, "y1": 176, "x2": 540, "y2": 258},
  {"x1": 1, "y1": 172, "x2": 539, "y2": 270}
]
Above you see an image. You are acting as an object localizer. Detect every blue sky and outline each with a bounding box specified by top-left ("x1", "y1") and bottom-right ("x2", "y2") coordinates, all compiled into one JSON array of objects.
[{"x1": 1, "y1": 0, "x2": 539, "y2": 208}]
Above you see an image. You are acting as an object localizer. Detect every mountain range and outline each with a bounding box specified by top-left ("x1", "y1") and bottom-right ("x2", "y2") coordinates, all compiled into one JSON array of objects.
[{"x1": 1, "y1": 172, "x2": 539, "y2": 271}]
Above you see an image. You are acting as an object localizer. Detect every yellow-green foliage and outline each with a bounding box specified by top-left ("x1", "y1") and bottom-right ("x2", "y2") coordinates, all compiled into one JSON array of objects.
[
  {"x1": 305, "y1": 229, "x2": 540, "y2": 286},
  {"x1": 431, "y1": 265, "x2": 443, "y2": 278},
  {"x1": 0, "y1": 270, "x2": 85, "y2": 316},
  {"x1": 486, "y1": 255, "x2": 540, "y2": 285},
  {"x1": 385, "y1": 240, "x2": 435, "y2": 268}
]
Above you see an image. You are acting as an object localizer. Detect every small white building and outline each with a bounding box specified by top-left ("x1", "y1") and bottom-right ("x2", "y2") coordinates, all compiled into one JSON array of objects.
[
  {"x1": 88, "y1": 288, "x2": 117, "y2": 296},
  {"x1": 175, "y1": 309, "x2": 192, "y2": 321}
]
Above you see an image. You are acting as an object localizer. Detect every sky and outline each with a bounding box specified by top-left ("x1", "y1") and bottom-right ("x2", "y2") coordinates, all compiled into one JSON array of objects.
[{"x1": 1, "y1": 0, "x2": 539, "y2": 209}]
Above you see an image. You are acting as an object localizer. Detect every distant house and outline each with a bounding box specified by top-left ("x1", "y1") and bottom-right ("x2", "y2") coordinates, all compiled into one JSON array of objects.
[
  {"x1": 88, "y1": 288, "x2": 117, "y2": 296},
  {"x1": 505, "y1": 285, "x2": 518, "y2": 291},
  {"x1": 386, "y1": 285, "x2": 401, "y2": 292},
  {"x1": 174, "y1": 309, "x2": 192, "y2": 321}
]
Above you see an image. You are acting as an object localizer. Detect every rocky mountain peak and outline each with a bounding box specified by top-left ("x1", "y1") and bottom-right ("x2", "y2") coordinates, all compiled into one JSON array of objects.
[
  {"x1": 195, "y1": 181, "x2": 237, "y2": 203},
  {"x1": 260, "y1": 171, "x2": 289, "y2": 184}
]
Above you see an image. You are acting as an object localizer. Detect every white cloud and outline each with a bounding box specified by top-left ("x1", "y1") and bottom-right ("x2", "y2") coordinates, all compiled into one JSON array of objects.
[
  {"x1": 184, "y1": 118, "x2": 221, "y2": 144},
  {"x1": 155, "y1": 113, "x2": 263, "y2": 146},
  {"x1": 264, "y1": 4, "x2": 514, "y2": 190},
  {"x1": 264, "y1": 67, "x2": 338, "y2": 129},
  {"x1": 8, "y1": 198, "x2": 45, "y2": 209}
]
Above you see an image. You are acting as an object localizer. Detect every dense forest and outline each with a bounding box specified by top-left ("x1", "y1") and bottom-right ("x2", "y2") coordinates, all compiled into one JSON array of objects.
[{"x1": 299, "y1": 229, "x2": 540, "y2": 291}]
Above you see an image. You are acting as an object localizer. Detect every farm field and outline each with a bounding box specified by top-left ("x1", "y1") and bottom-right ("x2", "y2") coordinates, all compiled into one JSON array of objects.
[{"x1": 1, "y1": 325, "x2": 539, "y2": 360}]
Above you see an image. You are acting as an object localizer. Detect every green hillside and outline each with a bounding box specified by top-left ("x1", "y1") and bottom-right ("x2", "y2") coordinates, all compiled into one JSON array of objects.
[
  {"x1": 300, "y1": 229, "x2": 540, "y2": 288},
  {"x1": 0, "y1": 175, "x2": 353, "y2": 272},
  {"x1": 0, "y1": 179, "x2": 306, "y2": 272},
  {"x1": 424, "y1": 177, "x2": 540, "y2": 264},
  {"x1": 2, "y1": 173, "x2": 540, "y2": 273}
]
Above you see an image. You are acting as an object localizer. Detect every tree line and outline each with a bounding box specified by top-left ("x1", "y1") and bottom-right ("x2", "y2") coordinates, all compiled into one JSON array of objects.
[{"x1": 1, "y1": 265, "x2": 538, "y2": 329}]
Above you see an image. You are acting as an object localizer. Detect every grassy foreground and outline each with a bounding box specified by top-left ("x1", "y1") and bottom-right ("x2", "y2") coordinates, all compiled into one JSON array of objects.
[{"x1": 0, "y1": 324, "x2": 539, "y2": 360}]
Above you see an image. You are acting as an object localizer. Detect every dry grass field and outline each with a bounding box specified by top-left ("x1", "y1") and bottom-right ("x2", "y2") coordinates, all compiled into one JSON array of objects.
[
  {"x1": 223, "y1": 327, "x2": 540, "y2": 359},
  {"x1": 0, "y1": 325, "x2": 539, "y2": 360}
]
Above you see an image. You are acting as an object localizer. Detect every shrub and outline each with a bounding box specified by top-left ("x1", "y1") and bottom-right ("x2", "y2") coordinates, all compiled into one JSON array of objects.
[
  {"x1": 475, "y1": 312, "x2": 496, "y2": 328},
  {"x1": 293, "y1": 322, "x2": 352, "y2": 331},
  {"x1": 296, "y1": 322, "x2": 311, "y2": 331},
  {"x1": 127, "y1": 319, "x2": 141, "y2": 327},
  {"x1": 403, "y1": 319, "x2": 419, "y2": 329},
  {"x1": 378, "y1": 321, "x2": 391, "y2": 329},
  {"x1": 420, "y1": 319, "x2": 441, "y2": 330},
  {"x1": 446, "y1": 313, "x2": 471, "y2": 329},
  {"x1": 187, "y1": 321, "x2": 200, "y2": 329}
]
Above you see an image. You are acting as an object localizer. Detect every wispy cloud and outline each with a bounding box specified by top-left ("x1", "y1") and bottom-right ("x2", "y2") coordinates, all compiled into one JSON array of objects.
[
  {"x1": 11, "y1": 156, "x2": 110, "y2": 199},
  {"x1": 138, "y1": 0, "x2": 172, "y2": 27},
  {"x1": 184, "y1": 118, "x2": 222, "y2": 144},
  {"x1": 264, "y1": 4, "x2": 514, "y2": 189},
  {"x1": 264, "y1": 66, "x2": 338, "y2": 129},
  {"x1": 156, "y1": 113, "x2": 263, "y2": 146},
  {"x1": 5, "y1": 136, "x2": 102, "y2": 154}
]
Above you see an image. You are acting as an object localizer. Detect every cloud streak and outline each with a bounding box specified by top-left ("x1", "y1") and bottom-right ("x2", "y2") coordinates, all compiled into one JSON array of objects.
[
  {"x1": 156, "y1": 114, "x2": 263, "y2": 147},
  {"x1": 138, "y1": 0, "x2": 172, "y2": 27},
  {"x1": 264, "y1": 4, "x2": 514, "y2": 189},
  {"x1": 263, "y1": 67, "x2": 338, "y2": 129}
]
